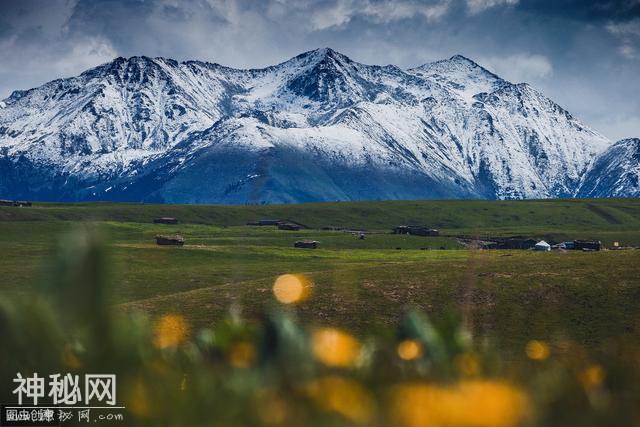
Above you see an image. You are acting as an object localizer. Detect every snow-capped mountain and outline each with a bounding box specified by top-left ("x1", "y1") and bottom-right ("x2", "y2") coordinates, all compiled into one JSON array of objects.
[
  {"x1": 0, "y1": 48, "x2": 626, "y2": 203},
  {"x1": 577, "y1": 138, "x2": 640, "y2": 198}
]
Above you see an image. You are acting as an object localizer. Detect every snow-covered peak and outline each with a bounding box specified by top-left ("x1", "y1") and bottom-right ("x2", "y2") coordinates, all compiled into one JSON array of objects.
[
  {"x1": 240, "y1": 48, "x2": 397, "y2": 116},
  {"x1": 412, "y1": 54, "x2": 501, "y2": 80},
  {"x1": 578, "y1": 138, "x2": 640, "y2": 198},
  {"x1": 279, "y1": 48, "x2": 354, "y2": 66},
  {"x1": 615, "y1": 137, "x2": 639, "y2": 144},
  {"x1": 408, "y1": 54, "x2": 506, "y2": 104},
  {"x1": 0, "y1": 48, "x2": 621, "y2": 203},
  {"x1": 450, "y1": 54, "x2": 477, "y2": 63},
  {"x1": 80, "y1": 55, "x2": 162, "y2": 79},
  {"x1": 620, "y1": 137, "x2": 640, "y2": 150}
]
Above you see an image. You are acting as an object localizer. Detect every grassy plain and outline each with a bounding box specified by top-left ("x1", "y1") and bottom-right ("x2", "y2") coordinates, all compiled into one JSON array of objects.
[
  {"x1": 1, "y1": 198, "x2": 639, "y2": 357},
  {"x1": 2, "y1": 198, "x2": 640, "y2": 425}
]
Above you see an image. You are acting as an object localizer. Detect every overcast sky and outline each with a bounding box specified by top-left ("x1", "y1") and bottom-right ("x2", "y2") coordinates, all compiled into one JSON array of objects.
[{"x1": 0, "y1": 0, "x2": 638, "y2": 141}]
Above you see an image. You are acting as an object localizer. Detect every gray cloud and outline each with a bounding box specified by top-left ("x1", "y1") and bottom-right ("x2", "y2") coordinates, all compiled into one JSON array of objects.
[
  {"x1": 466, "y1": 0, "x2": 518, "y2": 15},
  {"x1": 607, "y1": 17, "x2": 640, "y2": 58},
  {"x1": 0, "y1": 0, "x2": 638, "y2": 141},
  {"x1": 480, "y1": 53, "x2": 553, "y2": 82},
  {"x1": 306, "y1": 0, "x2": 451, "y2": 30},
  {"x1": 0, "y1": 0, "x2": 118, "y2": 102}
]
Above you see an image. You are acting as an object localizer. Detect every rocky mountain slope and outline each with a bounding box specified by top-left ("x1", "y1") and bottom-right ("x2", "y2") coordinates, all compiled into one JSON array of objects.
[
  {"x1": 577, "y1": 138, "x2": 640, "y2": 198},
  {"x1": 0, "y1": 48, "x2": 628, "y2": 203}
]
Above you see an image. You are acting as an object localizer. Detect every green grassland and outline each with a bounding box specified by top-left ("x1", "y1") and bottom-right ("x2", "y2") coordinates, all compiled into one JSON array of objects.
[
  {"x1": 1, "y1": 198, "x2": 639, "y2": 358},
  {"x1": 2, "y1": 198, "x2": 640, "y2": 426}
]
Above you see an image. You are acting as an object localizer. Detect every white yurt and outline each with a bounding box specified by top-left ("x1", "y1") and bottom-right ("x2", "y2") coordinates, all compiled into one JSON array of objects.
[{"x1": 534, "y1": 240, "x2": 551, "y2": 251}]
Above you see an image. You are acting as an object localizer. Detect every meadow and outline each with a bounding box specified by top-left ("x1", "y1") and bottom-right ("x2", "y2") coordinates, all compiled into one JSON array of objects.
[
  {"x1": 2, "y1": 198, "x2": 640, "y2": 349},
  {"x1": 1, "y1": 198, "x2": 639, "y2": 426}
]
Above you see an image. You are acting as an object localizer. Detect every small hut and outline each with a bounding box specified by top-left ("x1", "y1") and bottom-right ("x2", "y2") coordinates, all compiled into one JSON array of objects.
[
  {"x1": 392, "y1": 226, "x2": 439, "y2": 236},
  {"x1": 294, "y1": 240, "x2": 319, "y2": 249},
  {"x1": 574, "y1": 240, "x2": 602, "y2": 251},
  {"x1": 534, "y1": 240, "x2": 551, "y2": 252},
  {"x1": 497, "y1": 237, "x2": 537, "y2": 250},
  {"x1": 155, "y1": 235, "x2": 185, "y2": 246},
  {"x1": 0, "y1": 199, "x2": 32, "y2": 207},
  {"x1": 417, "y1": 228, "x2": 440, "y2": 237},
  {"x1": 480, "y1": 241, "x2": 499, "y2": 250},
  {"x1": 154, "y1": 217, "x2": 178, "y2": 224},
  {"x1": 258, "y1": 219, "x2": 281, "y2": 226}
]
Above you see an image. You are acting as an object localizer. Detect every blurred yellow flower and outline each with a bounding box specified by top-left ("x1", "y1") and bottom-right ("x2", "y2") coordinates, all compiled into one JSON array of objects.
[
  {"x1": 123, "y1": 378, "x2": 151, "y2": 418},
  {"x1": 455, "y1": 352, "x2": 481, "y2": 377},
  {"x1": 388, "y1": 380, "x2": 531, "y2": 427},
  {"x1": 149, "y1": 359, "x2": 170, "y2": 376},
  {"x1": 255, "y1": 389, "x2": 289, "y2": 426},
  {"x1": 306, "y1": 376, "x2": 375, "y2": 425},
  {"x1": 62, "y1": 345, "x2": 82, "y2": 370},
  {"x1": 525, "y1": 340, "x2": 550, "y2": 361},
  {"x1": 311, "y1": 328, "x2": 361, "y2": 368},
  {"x1": 273, "y1": 274, "x2": 312, "y2": 304},
  {"x1": 152, "y1": 314, "x2": 190, "y2": 349},
  {"x1": 229, "y1": 341, "x2": 256, "y2": 369},
  {"x1": 580, "y1": 364, "x2": 606, "y2": 390},
  {"x1": 397, "y1": 339, "x2": 423, "y2": 361}
]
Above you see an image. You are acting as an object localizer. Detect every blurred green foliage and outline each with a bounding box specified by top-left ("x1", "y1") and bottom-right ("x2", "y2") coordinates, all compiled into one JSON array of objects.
[{"x1": 1, "y1": 226, "x2": 639, "y2": 426}]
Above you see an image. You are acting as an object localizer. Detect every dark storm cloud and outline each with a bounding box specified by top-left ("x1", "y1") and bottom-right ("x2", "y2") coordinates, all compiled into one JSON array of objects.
[
  {"x1": 517, "y1": 0, "x2": 640, "y2": 21},
  {"x1": 0, "y1": 0, "x2": 638, "y2": 140}
]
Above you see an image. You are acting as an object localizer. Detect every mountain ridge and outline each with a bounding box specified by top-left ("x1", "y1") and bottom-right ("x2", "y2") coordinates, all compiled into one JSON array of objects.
[
  {"x1": 577, "y1": 138, "x2": 640, "y2": 198},
  {"x1": 0, "y1": 48, "x2": 634, "y2": 203}
]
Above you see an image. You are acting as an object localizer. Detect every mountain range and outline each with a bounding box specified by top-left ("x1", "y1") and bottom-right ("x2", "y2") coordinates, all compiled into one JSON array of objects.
[{"x1": 0, "y1": 48, "x2": 637, "y2": 203}]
